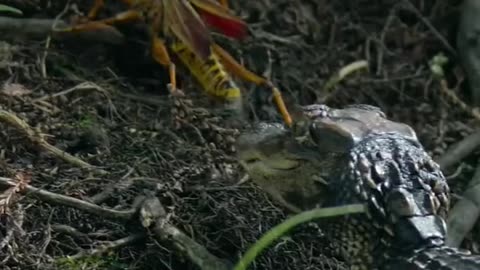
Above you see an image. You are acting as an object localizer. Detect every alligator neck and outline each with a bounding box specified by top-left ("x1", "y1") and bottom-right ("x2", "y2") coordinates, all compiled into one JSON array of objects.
[{"x1": 322, "y1": 133, "x2": 452, "y2": 269}]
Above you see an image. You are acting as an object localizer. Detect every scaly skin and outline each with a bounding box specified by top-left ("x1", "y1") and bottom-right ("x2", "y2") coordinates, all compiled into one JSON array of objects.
[{"x1": 236, "y1": 104, "x2": 480, "y2": 270}]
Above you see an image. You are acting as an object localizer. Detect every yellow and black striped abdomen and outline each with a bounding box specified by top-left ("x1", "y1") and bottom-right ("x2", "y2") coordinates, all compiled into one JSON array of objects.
[{"x1": 170, "y1": 42, "x2": 241, "y2": 102}]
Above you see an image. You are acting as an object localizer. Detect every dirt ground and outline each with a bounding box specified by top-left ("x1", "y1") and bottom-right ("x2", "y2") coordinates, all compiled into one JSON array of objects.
[{"x1": 0, "y1": 0, "x2": 478, "y2": 269}]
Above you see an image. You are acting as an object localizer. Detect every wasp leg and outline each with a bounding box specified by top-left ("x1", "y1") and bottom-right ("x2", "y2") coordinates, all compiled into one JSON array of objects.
[
  {"x1": 87, "y1": 0, "x2": 139, "y2": 19},
  {"x1": 87, "y1": 0, "x2": 105, "y2": 19},
  {"x1": 151, "y1": 36, "x2": 178, "y2": 93},
  {"x1": 219, "y1": 0, "x2": 229, "y2": 8},
  {"x1": 60, "y1": 10, "x2": 143, "y2": 33},
  {"x1": 211, "y1": 44, "x2": 293, "y2": 127}
]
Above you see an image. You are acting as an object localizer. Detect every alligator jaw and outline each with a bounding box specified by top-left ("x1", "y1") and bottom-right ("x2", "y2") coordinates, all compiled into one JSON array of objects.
[
  {"x1": 236, "y1": 122, "x2": 302, "y2": 175},
  {"x1": 235, "y1": 122, "x2": 329, "y2": 213}
]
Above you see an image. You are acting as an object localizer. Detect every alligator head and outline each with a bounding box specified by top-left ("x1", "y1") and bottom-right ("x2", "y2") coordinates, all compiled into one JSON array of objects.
[
  {"x1": 235, "y1": 120, "x2": 333, "y2": 213},
  {"x1": 235, "y1": 104, "x2": 478, "y2": 270},
  {"x1": 234, "y1": 104, "x2": 415, "y2": 213}
]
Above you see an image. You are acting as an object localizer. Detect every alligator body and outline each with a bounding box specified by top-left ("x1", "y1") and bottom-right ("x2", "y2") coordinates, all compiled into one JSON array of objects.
[{"x1": 236, "y1": 104, "x2": 480, "y2": 270}]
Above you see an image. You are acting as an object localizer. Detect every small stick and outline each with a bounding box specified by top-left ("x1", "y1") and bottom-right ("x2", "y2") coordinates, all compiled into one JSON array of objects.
[
  {"x1": 0, "y1": 109, "x2": 108, "y2": 175},
  {"x1": 439, "y1": 80, "x2": 480, "y2": 121},
  {"x1": 51, "y1": 224, "x2": 91, "y2": 241},
  {"x1": 436, "y1": 129, "x2": 480, "y2": 169},
  {"x1": 33, "y1": 81, "x2": 109, "y2": 103},
  {"x1": 142, "y1": 197, "x2": 231, "y2": 270},
  {"x1": 41, "y1": 1, "x2": 70, "y2": 78},
  {"x1": 320, "y1": 60, "x2": 369, "y2": 102},
  {"x1": 401, "y1": 0, "x2": 456, "y2": 55},
  {"x1": 69, "y1": 233, "x2": 146, "y2": 260},
  {"x1": 89, "y1": 166, "x2": 136, "y2": 204},
  {"x1": 0, "y1": 204, "x2": 24, "y2": 250},
  {"x1": 0, "y1": 177, "x2": 134, "y2": 221}
]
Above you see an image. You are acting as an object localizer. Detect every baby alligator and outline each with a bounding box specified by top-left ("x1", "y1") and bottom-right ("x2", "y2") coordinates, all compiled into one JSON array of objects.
[{"x1": 236, "y1": 104, "x2": 480, "y2": 270}]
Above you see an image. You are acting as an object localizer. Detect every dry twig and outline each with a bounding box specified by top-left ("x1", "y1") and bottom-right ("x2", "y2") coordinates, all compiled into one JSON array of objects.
[
  {"x1": 90, "y1": 169, "x2": 135, "y2": 205},
  {"x1": 401, "y1": 0, "x2": 456, "y2": 55},
  {"x1": 69, "y1": 233, "x2": 147, "y2": 260},
  {"x1": 141, "y1": 197, "x2": 230, "y2": 270},
  {"x1": 0, "y1": 177, "x2": 134, "y2": 220},
  {"x1": 51, "y1": 224, "x2": 91, "y2": 241},
  {"x1": 0, "y1": 108, "x2": 108, "y2": 175},
  {"x1": 436, "y1": 129, "x2": 480, "y2": 169},
  {"x1": 40, "y1": 1, "x2": 70, "y2": 78},
  {"x1": 0, "y1": 204, "x2": 25, "y2": 251},
  {"x1": 319, "y1": 60, "x2": 369, "y2": 103},
  {"x1": 438, "y1": 80, "x2": 480, "y2": 121},
  {"x1": 33, "y1": 81, "x2": 109, "y2": 103},
  {"x1": 0, "y1": 171, "x2": 30, "y2": 214}
]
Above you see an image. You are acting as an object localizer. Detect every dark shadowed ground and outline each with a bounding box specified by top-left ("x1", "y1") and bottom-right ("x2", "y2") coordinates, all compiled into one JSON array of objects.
[{"x1": 0, "y1": 0, "x2": 478, "y2": 269}]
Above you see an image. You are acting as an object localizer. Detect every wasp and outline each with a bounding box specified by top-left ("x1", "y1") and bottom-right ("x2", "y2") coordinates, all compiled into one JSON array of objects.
[{"x1": 59, "y1": 0, "x2": 292, "y2": 126}]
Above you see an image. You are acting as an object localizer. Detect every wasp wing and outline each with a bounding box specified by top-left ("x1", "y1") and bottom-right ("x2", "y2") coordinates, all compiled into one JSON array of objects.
[
  {"x1": 164, "y1": 0, "x2": 212, "y2": 60},
  {"x1": 190, "y1": 0, "x2": 247, "y2": 39}
]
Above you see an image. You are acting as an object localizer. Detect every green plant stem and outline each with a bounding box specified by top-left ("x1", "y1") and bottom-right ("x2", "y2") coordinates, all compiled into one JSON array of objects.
[
  {"x1": 0, "y1": 4, "x2": 23, "y2": 15},
  {"x1": 233, "y1": 203, "x2": 366, "y2": 270}
]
